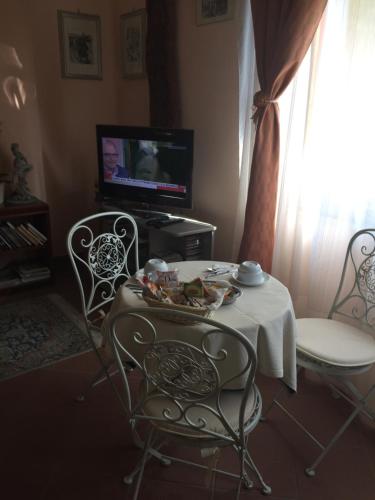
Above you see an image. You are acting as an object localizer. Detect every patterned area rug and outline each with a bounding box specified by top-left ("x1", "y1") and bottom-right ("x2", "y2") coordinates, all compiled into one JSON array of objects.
[{"x1": 0, "y1": 294, "x2": 92, "y2": 381}]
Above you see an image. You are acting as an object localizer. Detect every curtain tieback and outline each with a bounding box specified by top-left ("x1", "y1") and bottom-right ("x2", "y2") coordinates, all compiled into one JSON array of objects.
[{"x1": 251, "y1": 91, "x2": 277, "y2": 123}]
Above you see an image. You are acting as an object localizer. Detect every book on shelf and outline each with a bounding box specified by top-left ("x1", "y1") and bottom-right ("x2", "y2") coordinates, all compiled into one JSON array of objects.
[
  {"x1": 18, "y1": 225, "x2": 42, "y2": 246},
  {"x1": 0, "y1": 267, "x2": 21, "y2": 289},
  {"x1": 0, "y1": 261, "x2": 51, "y2": 288},
  {"x1": 19, "y1": 273, "x2": 50, "y2": 283},
  {"x1": 27, "y1": 223, "x2": 47, "y2": 243},
  {"x1": 0, "y1": 222, "x2": 47, "y2": 248},
  {"x1": 7, "y1": 222, "x2": 32, "y2": 246},
  {"x1": 0, "y1": 226, "x2": 18, "y2": 249},
  {"x1": 17, "y1": 261, "x2": 50, "y2": 272},
  {"x1": 3, "y1": 223, "x2": 28, "y2": 248},
  {"x1": 21, "y1": 224, "x2": 44, "y2": 245},
  {"x1": 0, "y1": 231, "x2": 12, "y2": 249},
  {"x1": 17, "y1": 263, "x2": 51, "y2": 283}
]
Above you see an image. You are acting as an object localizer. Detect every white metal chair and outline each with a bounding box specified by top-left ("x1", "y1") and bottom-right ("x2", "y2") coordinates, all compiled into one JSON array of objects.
[
  {"x1": 109, "y1": 306, "x2": 272, "y2": 499},
  {"x1": 67, "y1": 211, "x2": 139, "y2": 407},
  {"x1": 264, "y1": 228, "x2": 375, "y2": 476}
]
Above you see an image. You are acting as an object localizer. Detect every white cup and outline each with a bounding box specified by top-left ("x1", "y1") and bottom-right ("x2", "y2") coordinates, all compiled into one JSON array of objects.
[
  {"x1": 144, "y1": 258, "x2": 169, "y2": 276},
  {"x1": 237, "y1": 260, "x2": 264, "y2": 285}
]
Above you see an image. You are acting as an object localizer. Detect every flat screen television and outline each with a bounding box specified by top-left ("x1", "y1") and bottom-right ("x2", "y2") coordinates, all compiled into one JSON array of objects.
[{"x1": 96, "y1": 125, "x2": 194, "y2": 211}]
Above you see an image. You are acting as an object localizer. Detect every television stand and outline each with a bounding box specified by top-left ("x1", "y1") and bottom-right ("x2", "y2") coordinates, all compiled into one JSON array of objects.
[
  {"x1": 129, "y1": 208, "x2": 172, "y2": 220},
  {"x1": 99, "y1": 198, "x2": 171, "y2": 219},
  {"x1": 99, "y1": 202, "x2": 216, "y2": 265}
]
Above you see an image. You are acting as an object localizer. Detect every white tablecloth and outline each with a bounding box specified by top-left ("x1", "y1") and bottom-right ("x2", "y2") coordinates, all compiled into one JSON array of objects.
[{"x1": 104, "y1": 261, "x2": 297, "y2": 391}]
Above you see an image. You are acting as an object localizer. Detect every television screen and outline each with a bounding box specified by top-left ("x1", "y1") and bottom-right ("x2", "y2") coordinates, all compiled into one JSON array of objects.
[{"x1": 96, "y1": 125, "x2": 194, "y2": 210}]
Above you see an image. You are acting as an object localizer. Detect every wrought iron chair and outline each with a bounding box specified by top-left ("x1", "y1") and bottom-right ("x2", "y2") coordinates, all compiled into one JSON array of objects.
[
  {"x1": 109, "y1": 306, "x2": 272, "y2": 499},
  {"x1": 66, "y1": 211, "x2": 139, "y2": 408},
  {"x1": 263, "y1": 228, "x2": 375, "y2": 476}
]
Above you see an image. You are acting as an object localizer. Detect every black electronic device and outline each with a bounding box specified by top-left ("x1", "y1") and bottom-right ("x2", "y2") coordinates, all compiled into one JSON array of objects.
[
  {"x1": 96, "y1": 125, "x2": 194, "y2": 211},
  {"x1": 145, "y1": 217, "x2": 168, "y2": 226},
  {"x1": 154, "y1": 218, "x2": 185, "y2": 228},
  {"x1": 146, "y1": 217, "x2": 185, "y2": 228}
]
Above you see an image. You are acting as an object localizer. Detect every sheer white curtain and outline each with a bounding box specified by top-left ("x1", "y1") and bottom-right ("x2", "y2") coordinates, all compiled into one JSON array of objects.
[
  {"x1": 273, "y1": 0, "x2": 375, "y2": 319},
  {"x1": 231, "y1": 0, "x2": 256, "y2": 261}
]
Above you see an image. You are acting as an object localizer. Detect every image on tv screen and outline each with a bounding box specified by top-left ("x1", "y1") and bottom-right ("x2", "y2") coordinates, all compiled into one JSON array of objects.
[{"x1": 101, "y1": 137, "x2": 188, "y2": 194}]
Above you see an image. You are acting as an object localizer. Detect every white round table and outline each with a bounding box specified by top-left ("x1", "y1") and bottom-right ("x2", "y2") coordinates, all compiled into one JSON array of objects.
[{"x1": 105, "y1": 261, "x2": 297, "y2": 391}]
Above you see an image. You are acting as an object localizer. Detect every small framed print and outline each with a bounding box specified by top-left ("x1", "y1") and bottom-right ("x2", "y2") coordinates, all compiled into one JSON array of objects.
[
  {"x1": 121, "y1": 9, "x2": 147, "y2": 79},
  {"x1": 58, "y1": 10, "x2": 102, "y2": 79},
  {"x1": 196, "y1": 0, "x2": 235, "y2": 25}
]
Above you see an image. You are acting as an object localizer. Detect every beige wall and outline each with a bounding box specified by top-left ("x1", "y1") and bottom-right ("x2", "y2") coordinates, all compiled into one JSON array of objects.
[
  {"x1": 32, "y1": 0, "x2": 121, "y2": 255},
  {"x1": 1, "y1": 0, "x2": 120, "y2": 254},
  {"x1": 0, "y1": 1, "x2": 46, "y2": 202},
  {"x1": 0, "y1": 0, "x2": 241, "y2": 260},
  {"x1": 177, "y1": 1, "x2": 240, "y2": 261}
]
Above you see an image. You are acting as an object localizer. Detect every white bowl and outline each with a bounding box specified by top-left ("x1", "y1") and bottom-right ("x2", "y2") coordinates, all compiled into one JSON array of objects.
[
  {"x1": 144, "y1": 258, "x2": 169, "y2": 276},
  {"x1": 238, "y1": 261, "x2": 263, "y2": 284},
  {"x1": 239, "y1": 260, "x2": 262, "y2": 274}
]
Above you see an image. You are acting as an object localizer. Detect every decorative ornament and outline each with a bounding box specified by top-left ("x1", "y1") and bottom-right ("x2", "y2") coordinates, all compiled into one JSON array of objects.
[{"x1": 7, "y1": 143, "x2": 37, "y2": 204}]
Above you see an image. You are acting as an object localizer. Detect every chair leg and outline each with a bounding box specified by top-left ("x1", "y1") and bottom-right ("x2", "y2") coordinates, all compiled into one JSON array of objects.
[
  {"x1": 125, "y1": 427, "x2": 155, "y2": 500},
  {"x1": 305, "y1": 384, "x2": 375, "y2": 476},
  {"x1": 131, "y1": 424, "x2": 172, "y2": 466},
  {"x1": 234, "y1": 448, "x2": 242, "y2": 500},
  {"x1": 75, "y1": 362, "x2": 122, "y2": 402},
  {"x1": 76, "y1": 338, "x2": 129, "y2": 414},
  {"x1": 261, "y1": 382, "x2": 288, "y2": 421},
  {"x1": 209, "y1": 463, "x2": 217, "y2": 500},
  {"x1": 261, "y1": 369, "x2": 302, "y2": 422},
  {"x1": 75, "y1": 365, "x2": 107, "y2": 402},
  {"x1": 332, "y1": 380, "x2": 375, "y2": 421},
  {"x1": 270, "y1": 372, "x2": 375, "y2": 476},
  {"x1": 244, "y1": 449, "x2": 272, "y2": 495}
]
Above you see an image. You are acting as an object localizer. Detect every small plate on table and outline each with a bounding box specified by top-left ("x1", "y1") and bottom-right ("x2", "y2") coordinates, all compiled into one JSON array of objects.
[
  {"x1": 232, "y1": 271, "x2": 270, "y2": 287},
  {"x1": 203, "y1": 279, "x2": 243, "y2": 305},
  {"x1": 222, "y1": 284, "x2": 243, "y2": 305}
]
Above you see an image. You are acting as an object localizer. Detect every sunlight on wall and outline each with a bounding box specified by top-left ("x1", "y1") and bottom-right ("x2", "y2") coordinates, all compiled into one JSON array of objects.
[
  {"x1": 0, "y1": 43, "x2": 23, "y2": 69},
  {"x1": 0, "y1": 41, "x2": 44, "y2": 201},
  {"x1": 3, "y1": 76, "x2": 26, "y2": 109},
  {"x1": 0, "y1": 43, "x2": 29, "y2": 110}
]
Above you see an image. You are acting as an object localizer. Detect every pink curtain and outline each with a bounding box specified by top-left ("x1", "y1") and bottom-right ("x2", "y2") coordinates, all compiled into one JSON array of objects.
[{"x1": 239, "y1": 0, "x2": 327, "y2": 272}]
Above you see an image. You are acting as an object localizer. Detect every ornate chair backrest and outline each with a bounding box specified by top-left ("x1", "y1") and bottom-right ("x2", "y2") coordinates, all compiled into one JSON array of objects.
[
  {"x1": 329, "y1": 228, "x2": 375, "y2": 330},
  {"x1": 67, "y1": 212, "x2": 139, "y2": 323},
  {"x1": 109, "y1": 307, "x2": 258, "y2": 445}
]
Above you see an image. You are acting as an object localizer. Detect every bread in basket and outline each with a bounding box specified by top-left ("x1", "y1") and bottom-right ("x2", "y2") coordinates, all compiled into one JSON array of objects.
[
  {"x1": 142, "y1": 295, "x2": 213, "y2": 324},
  {"x1": 141, "y1": 278, "x2": 223, "y2": 324}
]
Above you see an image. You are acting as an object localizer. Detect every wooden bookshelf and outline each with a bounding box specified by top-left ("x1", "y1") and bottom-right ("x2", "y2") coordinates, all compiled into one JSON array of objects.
[{"x1": 0, "y1": 201, "x2": 52, "y2": 292}]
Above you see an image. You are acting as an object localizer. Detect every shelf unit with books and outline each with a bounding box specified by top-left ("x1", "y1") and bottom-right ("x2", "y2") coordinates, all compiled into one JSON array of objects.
[{"x1": 0, "y1": 201, "x2": 52, "y2": 292}]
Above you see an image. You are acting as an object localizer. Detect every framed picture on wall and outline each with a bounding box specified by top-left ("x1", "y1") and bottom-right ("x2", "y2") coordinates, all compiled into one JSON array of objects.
[
  {"x1": 57, "y1": 10, "x2": 102, "y2": 79},
  {"x1": 196, "y1": 0, "x2": 235, "y2": 25},
  {"x1": 120, "y1": 9, "x2": 147, "y2": 79}
]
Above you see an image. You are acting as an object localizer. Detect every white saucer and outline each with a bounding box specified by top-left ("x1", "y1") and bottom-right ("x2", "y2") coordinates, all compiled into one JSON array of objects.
[{"x1": 232, "y1": 271, "x2": 270, "y2": 287}]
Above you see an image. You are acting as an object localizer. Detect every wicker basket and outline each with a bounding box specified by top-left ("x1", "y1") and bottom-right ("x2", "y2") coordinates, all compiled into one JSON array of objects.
[{"x1": 142, "y1": 295, "x2": 213, "y2": 324}]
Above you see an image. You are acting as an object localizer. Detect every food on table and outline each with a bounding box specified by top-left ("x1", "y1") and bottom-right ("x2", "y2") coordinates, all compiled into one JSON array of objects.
[
  {"x1": 142, "y1": 277, "x2": 220, "y2": 309},
  {"x1": 139, "y1": 274, "x2": 241, "y2": 310},
  {"x1": 183, "y1": 277, "x2": 207, "y2": 298},
  {"x1": 203, "y1": 280, "x2": 242, "y2": 305},
  {"x1": 154, "y1": 269, "x2": 179, "y2": 287}
]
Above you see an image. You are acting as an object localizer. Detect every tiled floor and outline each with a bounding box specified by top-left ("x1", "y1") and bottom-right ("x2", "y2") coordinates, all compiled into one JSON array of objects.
[{"x1": 1, "y1": 259, "x2": 374, "y2": 499}]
